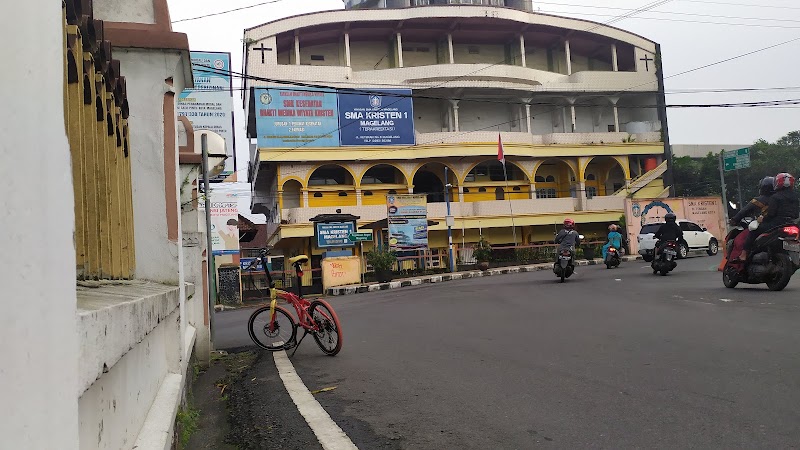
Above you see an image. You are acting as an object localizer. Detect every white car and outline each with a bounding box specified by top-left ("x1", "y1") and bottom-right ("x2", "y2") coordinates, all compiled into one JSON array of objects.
[{"x1": 638, "y1": 219, "x2": 719, "y2": 261}]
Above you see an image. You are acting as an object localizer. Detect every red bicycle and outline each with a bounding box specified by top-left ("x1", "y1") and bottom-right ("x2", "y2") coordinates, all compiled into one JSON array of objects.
[{"x1": 246, "y1": 249, "x2": 343, "y2": 356}]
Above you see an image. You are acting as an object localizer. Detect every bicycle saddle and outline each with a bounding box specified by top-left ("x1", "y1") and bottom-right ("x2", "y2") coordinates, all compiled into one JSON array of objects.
[{"x1": 288, "y1": 255, "x2": 309, "y2": 265}]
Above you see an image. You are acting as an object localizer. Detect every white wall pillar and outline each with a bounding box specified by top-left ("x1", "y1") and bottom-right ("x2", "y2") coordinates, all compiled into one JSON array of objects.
[
  {"x1": 609, "y1": 96, "x2": 620, "y2": 132},
  {"x1": 524, "y1": 103, "x2": 532, "y2": 133},
  {"x1": 458, "y1": 186, "x2": 465, "y2": 203},
  {"x1": 344, "y1": 32, "x2": 351, "y2": 67},
  {"x1": 396, "y1": 32, "x2": 404, "y2": 68},
  {"x1": 356, "y1": 188, "x2": 362, "y2": 206},
  {"x1": 565, "y1": 39, "x2": 572, "y2": 75},
  {"x1": 302, "y1": 189, "x2": 309, "y2": 205},
  {"x1": 611, "y1": 43, "x2": 619, "y2": 72},
  {"x1": 294, "y1": 34, "x2": 300, "y2": 65},
  {"x1": 1, "y1": 1, "x2": 79, "y2": 447},
  {"x1": 519, "y1": 34, "x2": 527, "y2": 67},
  {"x1": 448, "y1": 33, "x2": 455, "y2": 64},
  {"x1": 449, "y1": 100, "x2": 460, "y2": 132}
]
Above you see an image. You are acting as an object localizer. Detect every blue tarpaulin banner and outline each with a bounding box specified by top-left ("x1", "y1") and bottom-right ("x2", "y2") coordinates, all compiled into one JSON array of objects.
[{"x1": 338, "y1": 88, "x2": 415, "y2": 146}]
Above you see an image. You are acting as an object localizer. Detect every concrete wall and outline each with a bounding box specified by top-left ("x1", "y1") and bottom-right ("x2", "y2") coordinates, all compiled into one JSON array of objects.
[
  {"x1": 413, "y1": 98, "x2": 445, "y2": 133},
  {"x1": 299, "y1": 42, "x2": 343, "y2": 66},
  {"x1": 0, "y1": 1, "x2": 79, "y2": 447},
  {"x1": 402, "y1": 41, "x2": 438, "y2": 67},
  {"x1": 458, "y1": 101, "x2": 513, "y2": 132},
  {"x1": 452, "y1": 43, "x2": 506, "y2": 65},
  {"x1": 351, "y1": 40, "x2": 393, "y2": 71},
  {"x1": 118, "y1": 49, "x2": 187, "y2": 284},
  {"x1": 94, "y1": 0, "x2": 155, "y2": 24}
]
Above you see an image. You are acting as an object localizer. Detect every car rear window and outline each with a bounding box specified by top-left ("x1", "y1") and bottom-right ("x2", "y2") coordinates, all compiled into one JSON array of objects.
[{"x1": 640, "y1": 224, "x2": 662, "y2": 234}]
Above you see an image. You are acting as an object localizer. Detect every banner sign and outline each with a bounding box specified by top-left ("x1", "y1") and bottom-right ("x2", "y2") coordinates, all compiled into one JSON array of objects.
[
  {"x1": 254, "y1": 87, "x2": 340, "y2": 148},
  {"x1": 253, "y1": 87, "x2": 416, "y2": 148},
  {"x1": 178, "y1": 51, "x2": 235, "y2": 179},
  {"x1": 315, "y1": 222, "x2": 356, "y2": 248},
  {"x1": 624, "y1": 197, "x2": 725, "y2": 254},
  {"x1": 209, "y1": 191, "x2": 240, "y2": 256},
  {"x1": 338, "y1": 89, "x2": 415, "y2": 146},
  {"x1": 387, "y1": 194, "x2": 428, "y2": 250}
]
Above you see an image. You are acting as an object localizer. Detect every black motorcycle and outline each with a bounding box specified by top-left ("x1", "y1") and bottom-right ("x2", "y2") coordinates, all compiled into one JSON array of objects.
[
  {"x1": 553, "y1": 247, "x2": 575, "y2": 283},
  {"x1": 651, "y1": 240, "x2": 678, "y2": 276},
  {"x1": 723, "y1": 221, "x2": 800, "y2": 291},
  {"x1": 605, "y1": 246, "x2": 622, "y2": 269}
]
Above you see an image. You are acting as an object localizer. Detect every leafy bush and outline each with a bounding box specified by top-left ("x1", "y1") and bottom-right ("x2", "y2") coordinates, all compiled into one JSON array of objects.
[
  {"x1": 472, "y1": 237, "x2": 493, "y2": 262},
  {"x1": 366, "y1": 248, "x2": 397, "y2": 271}
]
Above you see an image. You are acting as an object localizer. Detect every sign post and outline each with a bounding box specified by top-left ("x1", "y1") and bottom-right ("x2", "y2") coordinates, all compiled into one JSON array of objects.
[
  {"x1": 722, "y1": 147, "x2": 750, "y2": 223},
  {"x1": 718, "y1": 152, "x2": 729, "y2": 227}
]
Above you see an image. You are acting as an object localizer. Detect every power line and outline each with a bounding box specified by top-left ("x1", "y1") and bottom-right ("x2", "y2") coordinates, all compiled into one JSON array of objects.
[
  {"x1": 171, "y1": 0, "x2": 289, "y2": 24},
  {"x1": 538, "y1": 9, "x2": 800, "y2": 29},
  {"x1": 673, "y1": 0, "x2": 800, "y2": 11}
]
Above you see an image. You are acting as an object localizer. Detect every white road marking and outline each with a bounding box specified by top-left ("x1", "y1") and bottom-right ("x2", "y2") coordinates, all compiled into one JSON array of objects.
[
  {"x1": 273, "y1": 350, "x2": 359, "y2": 450},
  {"x1": 720, "y1": 298, "x2": 734, "y2": 302},
  {"x1": 615, "y1": 279, "x2": 622, "y2": 281}
]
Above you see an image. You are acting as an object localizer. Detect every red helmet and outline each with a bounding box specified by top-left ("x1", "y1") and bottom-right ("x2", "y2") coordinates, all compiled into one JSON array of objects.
[
  {"x1": 774, "y1": 173, "x2": 795, "y2": 190},
  {"x1": 563, "y1": 218, "x2": 575, "y2": 229}
]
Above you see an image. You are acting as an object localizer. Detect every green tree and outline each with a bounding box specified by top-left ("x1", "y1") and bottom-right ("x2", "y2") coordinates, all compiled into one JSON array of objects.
[{"x1": 672, "y1": 130, "x2": 800, "y2": 204}]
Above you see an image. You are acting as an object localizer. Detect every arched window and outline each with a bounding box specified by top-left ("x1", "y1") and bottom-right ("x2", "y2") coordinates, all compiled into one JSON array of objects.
[
  {"x1": 495, "y1": 187, "x2": 505, "y2": 200},
  {"x1": 314, "y1": 192, "x2": 323, "y2": 198},
  {"x1": 363, "y1": 191, "x2": 373, "y2": 196},
  {"x1": 586, "y1": 173, "x2": 596, "y2": 181},
  {"x1": 338, "y1": 191, "x2": 348, "y2": 197},
  {"x1": 535, "y1": 176, "x2": 545, "y2": 183},
  {"x1": 478, "y1": 187, "x2": 487, "y2": 193},
  {"x1": 545, "y1": 175, "x2": 556, "y2": 183},
  {"x1": 512, "y1": 186, "x2": 521, "y2": 191}
]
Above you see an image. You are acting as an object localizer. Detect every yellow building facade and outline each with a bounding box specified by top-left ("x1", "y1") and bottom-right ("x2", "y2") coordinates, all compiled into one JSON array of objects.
[{"x1": 244, "y1": 4, "x2": 670, "y2": 287}]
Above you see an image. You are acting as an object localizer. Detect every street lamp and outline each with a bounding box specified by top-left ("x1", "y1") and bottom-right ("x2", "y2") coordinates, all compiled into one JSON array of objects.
[
  {"x1": 444, "y1": 167, "x2": 455, "y2": 273},
  {"x1": 198, "y1": 130, "x2": 228, "y2": 346}
]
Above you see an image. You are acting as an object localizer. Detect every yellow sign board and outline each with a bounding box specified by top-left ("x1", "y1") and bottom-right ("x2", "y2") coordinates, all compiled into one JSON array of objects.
[{"x1": 322, "y1": 256, "x2": 361, "y2": 289}]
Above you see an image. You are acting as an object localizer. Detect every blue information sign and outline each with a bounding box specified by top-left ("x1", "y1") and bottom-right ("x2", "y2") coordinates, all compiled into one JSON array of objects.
[
  {"x1": 254, "y1": 87, "x2": 340, "y2": 148},
  {"x1": 338, "y1": 89, "x2": 415, "y2": 146},
  {"x1": 316, "y1": 222, "x2": 356, "y2": 248}
]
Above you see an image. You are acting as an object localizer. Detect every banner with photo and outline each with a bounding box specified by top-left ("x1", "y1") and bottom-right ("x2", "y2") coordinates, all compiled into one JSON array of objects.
[
  {"x1": 177, "y1": 51, "x2": 236, "y2": 179},
  {"x1": 208, "y1": 191, "x2": 240, "y2": 256},
  {"x1": 387, "y1": 194, "x2": 428, "y2": 251}
]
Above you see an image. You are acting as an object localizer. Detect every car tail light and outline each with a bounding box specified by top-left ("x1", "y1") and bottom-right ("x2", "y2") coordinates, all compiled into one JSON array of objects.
[{"x1": 783, "y1": 225, "x2": 800, "y2": 238}]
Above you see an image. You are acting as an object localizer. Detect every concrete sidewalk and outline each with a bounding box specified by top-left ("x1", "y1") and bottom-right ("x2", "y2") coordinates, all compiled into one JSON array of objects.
[{"x1": 327, "y1": 255, "x2": 643, "y2": 296}]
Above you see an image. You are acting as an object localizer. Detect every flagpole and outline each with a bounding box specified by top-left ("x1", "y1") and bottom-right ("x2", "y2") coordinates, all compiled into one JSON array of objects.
[{"x1": 498, "y1": 133, "x2": 518, "y2": 247}]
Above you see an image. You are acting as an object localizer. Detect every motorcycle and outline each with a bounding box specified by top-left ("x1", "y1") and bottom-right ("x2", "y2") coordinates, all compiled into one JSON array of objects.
[
  {"x1": 722, "y1": 219, "x2": 800, "y2": 291},
  {"x1": 553, "y1": 234, "x2": 584, "y2": 283},
  {"x1": 651, "y1": 240, "x2": 678, "y2": 276},
  {"x1": 605, "y1": 246, "x2": 621, "y2": 269}
]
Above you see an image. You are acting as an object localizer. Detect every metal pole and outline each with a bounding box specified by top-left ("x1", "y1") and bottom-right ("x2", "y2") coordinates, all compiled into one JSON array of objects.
[
  {"x1": 444, "y1": 167, "x2": 455, "y2": 273},
  {"x1": 718, "y1": 151, "x2": 730, "y2": 228},
  {"x1": 736, "y1": 168, "x2": 744, "y2": 209},
  {"x1": 202, "y1": 134, "x2": 216, "y2": 346}
]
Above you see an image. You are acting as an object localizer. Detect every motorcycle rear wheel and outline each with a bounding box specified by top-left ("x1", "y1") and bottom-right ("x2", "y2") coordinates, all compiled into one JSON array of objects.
[{"x1": 766, "y1": 254, "x2": 793, "y2": 291}]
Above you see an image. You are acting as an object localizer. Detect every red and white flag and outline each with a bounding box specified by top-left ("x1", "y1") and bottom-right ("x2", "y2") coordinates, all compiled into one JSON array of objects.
[{"x1": 497, "y1": 133, "x2": 505, "y2": 166}]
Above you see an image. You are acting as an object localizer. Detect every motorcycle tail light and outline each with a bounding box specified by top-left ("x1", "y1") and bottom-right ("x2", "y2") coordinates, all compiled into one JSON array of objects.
[{"x1": 783, "y1": 226, "x2": 800, "y2": 237}]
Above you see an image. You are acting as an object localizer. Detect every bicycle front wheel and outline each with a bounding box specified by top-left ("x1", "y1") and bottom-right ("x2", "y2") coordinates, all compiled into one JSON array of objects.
[
  {"x1": 309, "y1": 300, "x2": 342, "y2": 356},
  {"x1": 248, "y1": 305, "x2": 296, "y2": 351}
]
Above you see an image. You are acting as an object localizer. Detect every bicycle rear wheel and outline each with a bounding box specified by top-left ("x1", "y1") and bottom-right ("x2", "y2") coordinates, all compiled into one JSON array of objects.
[
  {"x1": 309, "y1": 300, "x2": 342, "y2": 356},
  {"x1": 248, "y1": 305, "x2": 296, "y2": 351}
]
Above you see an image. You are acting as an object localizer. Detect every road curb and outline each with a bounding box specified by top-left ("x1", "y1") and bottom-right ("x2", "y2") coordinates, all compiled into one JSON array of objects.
[{"x1": 327, "y1": 255, "x2": 643, "y2": 296}]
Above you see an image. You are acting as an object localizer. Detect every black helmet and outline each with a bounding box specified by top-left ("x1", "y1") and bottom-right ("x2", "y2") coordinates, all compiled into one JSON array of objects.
[
  {"x1": 759, "y1": 176, "x2": 775, "y2": 195},
  {"x1": 665, "y1": 213, "x2": 677, "y2": 222}
]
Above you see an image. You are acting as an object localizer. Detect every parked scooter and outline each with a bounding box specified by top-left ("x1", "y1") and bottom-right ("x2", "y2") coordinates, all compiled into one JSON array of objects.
[
  {"x1": 722, "y1": 218, "x2": 800, "y2": 291},
  {"x1": 605, "y1": 246, "x2": 622, "y2": 269},
  {"x1": 652, "y1": 240, "x2": 679, "y2": 276}
]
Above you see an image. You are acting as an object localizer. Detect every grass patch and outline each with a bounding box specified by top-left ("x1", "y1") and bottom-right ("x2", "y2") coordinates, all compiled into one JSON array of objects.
[{"x1": 176, "y1": 404, "x2": 200, "y2": 450}]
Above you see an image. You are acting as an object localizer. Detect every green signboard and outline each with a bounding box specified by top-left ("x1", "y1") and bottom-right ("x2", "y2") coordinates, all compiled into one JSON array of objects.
[
  {"x1": 348, "y1": 232, "x2": 373, "y2": 242},
  {"x1": 723, "y1": 147, "x2": 750, "y2": 171}
]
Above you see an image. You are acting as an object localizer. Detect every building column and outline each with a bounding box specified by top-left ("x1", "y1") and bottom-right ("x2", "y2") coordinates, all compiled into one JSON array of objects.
[
  {"x1": 294, "y1": 34, "x2": 300, "y2": 65},
  {"x1": 302, "y1": 189, "x2": 309, "y2": 206},
  {"x1": 277, "y1": 191, "x2": 284, "y2": 210},
  {"x1": 530, "y1": 183, "x2": 537, "y2": 199},
  {"x1": 565, "y1": 39, "x2": 572, "y2": 75},
  {"x1": 611, "y1": 43, "x2": 619, "y2": 72},
  {"x1": 567, "y1": 97, "x2": 577, "y2": 133},
  {"x1": 519, "y1": 34, "x2": 527, "y2": 67},
  {"x1": 356, "y1": 188, "x2": 362, "y2": 206},
  {"x1": 523, "y1": 100, "x2": 532, "y2": 133},
  {"x1": 396, "y1": 32, "x2": 404, "y2": 68},
  {"x1": 448, "y1": 33, "x2": 455, "y2": 64},
  {"x1": 449, "y1": 100, "x2": 460, "y2": 132},
  {"x1": 458, "y1": 186, "x2": 465, "y2": 203},
  {"x1": 608, "y1": 96, "x2": 620, "y2": 133},
  {"x1": 407, "y1": 186, "x2": 414, "y2": 194},
  {"x1": 344, "y1": 32, "x2": 351, "y2": 67}
]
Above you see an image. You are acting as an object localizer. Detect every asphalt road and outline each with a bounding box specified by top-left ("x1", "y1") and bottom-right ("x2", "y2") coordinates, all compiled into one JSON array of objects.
[{"x1": 216, "y1": 256, "x2": 800, "y2": 449}]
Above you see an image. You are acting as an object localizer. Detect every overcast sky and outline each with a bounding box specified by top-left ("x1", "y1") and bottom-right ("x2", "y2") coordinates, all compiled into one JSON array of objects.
[{"x1": 169, "y1": 0, "x2": 800, "y2": 179}]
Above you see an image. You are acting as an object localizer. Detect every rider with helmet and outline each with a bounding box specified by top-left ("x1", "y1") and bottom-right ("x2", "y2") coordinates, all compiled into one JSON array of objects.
[
  {"x1": 555, "y1": 218, "x2": 581, "y2": 264},
  {"x1": 740, "y1": 173, "x2": 798, "y2": 260},
  {"x1": 730, "y1": 176, "x2": 774, "y2": 226},
  {"x1": 654, "y1": 213, "x2": 684, "y2": 256},
  {"x1": 602, "y1": 224, "x2": 623, "y2": 261}
]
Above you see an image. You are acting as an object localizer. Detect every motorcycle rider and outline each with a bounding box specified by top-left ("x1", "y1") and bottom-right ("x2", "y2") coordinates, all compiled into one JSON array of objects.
[
  {"x1": 555, "y1": 218, "x2": 581, "y2": 266},
  {"x1": 730, "y1": 176, "x2": 774, "y2": 227},
  {"x1": 741, "y1": 173, "x2": 798, "y2": 261},
  {"x1": 602, "y1": 224, "x2": 623, "y2": 261},
  {"x1": 654, "y1": 213, "x2": 683, "y2": 256}
]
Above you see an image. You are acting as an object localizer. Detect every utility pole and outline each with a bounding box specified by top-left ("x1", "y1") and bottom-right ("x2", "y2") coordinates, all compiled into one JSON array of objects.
[
  {"x1": 202, "y1": 134, "x2": 216, "y2": 346},
  {"x1": 718, "y1": 151, "x2": 729, "y2": 228},
  {"x1": 444, "y1": 167, "x2": 455, "y2": 273}
]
